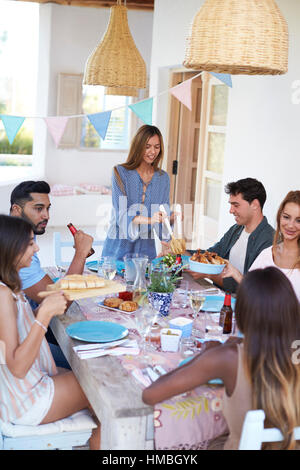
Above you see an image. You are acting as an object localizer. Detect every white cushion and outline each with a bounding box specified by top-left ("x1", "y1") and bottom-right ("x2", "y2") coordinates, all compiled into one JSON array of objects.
[{"x1": 1, "y1": 409, "x2": 97, "y2": 438}]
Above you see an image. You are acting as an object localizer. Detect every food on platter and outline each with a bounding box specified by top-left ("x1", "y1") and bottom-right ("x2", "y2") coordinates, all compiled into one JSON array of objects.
[
  {"x1": 119, "y1": 300, "x2": 139, "y2": 312},
  {"x1": 103, "y1": 297, "x2": 123, "y2": 308},
  {"x1": 190, "y1": 250, "x2": 226, "y2": 265},
  {"x1": 57, "y1": 274, "x2": 105, "y2": 290},
  {"x1": 102, "y1": 297, "x2": 139, "y2": 313}
]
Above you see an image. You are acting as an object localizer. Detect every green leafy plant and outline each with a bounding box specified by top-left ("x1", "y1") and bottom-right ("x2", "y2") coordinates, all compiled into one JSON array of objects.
[{"x1": 147, "y1": 265, "x2": 182, "y2": 293}]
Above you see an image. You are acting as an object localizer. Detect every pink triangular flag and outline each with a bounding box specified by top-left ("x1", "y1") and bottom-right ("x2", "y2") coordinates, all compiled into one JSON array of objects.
[
  {"x1": 170, "y1": 78, "x2": 192, "y2": 110},
  {"x1": 44, "y1": 116, "x2": 69, "y2": 146}
]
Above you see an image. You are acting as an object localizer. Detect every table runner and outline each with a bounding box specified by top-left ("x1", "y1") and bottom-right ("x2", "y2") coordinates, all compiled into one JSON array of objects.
[{"x1": 76, "y1": 285, "x2": 229, "y2": 450}]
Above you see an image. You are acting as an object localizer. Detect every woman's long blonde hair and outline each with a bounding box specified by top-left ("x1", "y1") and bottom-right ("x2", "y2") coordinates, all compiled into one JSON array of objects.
[
  {"x1": 236, "y1": 267, "x2": 300, "y2": 450},
  {"x1": 114, "y1": 125, "x2": 164, "y2": 194},
  {"x1": 273, "y1": 190, "x2": 300, "y2": 268}
]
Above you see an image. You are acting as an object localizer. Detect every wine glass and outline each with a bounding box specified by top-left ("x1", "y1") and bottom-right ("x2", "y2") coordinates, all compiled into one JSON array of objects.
[
  {"x1": 135, "y1": 305, "x2": 158, "y2": 360},
  {"x1": 101, "y1": 257, "x2": 116, "y2": 281},
  {"x1": 188, "y1": 290, "x2": 206, "y2": 339}
]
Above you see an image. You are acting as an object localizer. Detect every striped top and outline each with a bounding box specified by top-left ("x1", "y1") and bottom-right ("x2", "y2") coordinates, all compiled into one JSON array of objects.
[
  {"x1": 0, "y1": 282, "x2": 57, "y2": 423},
  {"x1": 102, "y1": 166, "x2": 170, "y2": 261}
]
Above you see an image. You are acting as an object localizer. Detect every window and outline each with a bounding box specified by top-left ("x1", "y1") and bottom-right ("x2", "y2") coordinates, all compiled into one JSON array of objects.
[
  {"x1": 0, "y1": 1, "x2": 38, "y2": 180},
  {"x1": 80, "y1": 85, "x2": 132, "y2": 150}
]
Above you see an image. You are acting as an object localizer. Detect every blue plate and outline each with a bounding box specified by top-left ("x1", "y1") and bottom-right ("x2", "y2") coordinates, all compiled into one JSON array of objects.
[
  {"x1": 202, "y1": 295, "x2": 236, "y2": 312},
  {"x1": 86, "y1": 260, "x2": 125, "y2": 276},
  {"x1": 179, "y1": 357, "x2": 223, "y2": 385},
  {"x1": 66, "y1": 321, "x2": 128, "y2": 343},
  {"x1": 189, "y1": 258, "x2": 226, "y2": 275}
]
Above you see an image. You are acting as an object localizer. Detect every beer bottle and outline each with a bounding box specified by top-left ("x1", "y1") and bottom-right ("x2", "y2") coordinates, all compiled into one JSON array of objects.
[
  {"x1": 219, "y1": 292, "x2": 232, "y2": 330},
  {"x1": 67, "y1": 223, "x2": 95, "y2": 258}
]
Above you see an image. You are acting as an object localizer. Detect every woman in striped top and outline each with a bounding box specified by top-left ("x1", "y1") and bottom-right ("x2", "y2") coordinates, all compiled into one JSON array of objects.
[
  {"x1": 102, "y1": 125, "x2": 172, "y2": 261},
  {"x1": 0, "y1": 215, "x2": 100, "y2": 449}
]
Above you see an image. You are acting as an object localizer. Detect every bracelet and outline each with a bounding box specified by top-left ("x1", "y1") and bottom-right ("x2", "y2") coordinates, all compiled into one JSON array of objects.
[{"x1": 34, "y1": 319, "x2": 48, "y2": 333}]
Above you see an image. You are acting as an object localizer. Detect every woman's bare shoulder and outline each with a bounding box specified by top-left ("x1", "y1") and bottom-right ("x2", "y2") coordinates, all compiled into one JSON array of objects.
[{"x1": 0, "y1": 284, "x2": 16, "y2": 303}]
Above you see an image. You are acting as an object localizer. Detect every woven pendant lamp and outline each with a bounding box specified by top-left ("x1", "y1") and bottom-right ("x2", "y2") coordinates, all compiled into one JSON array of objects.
[
  {"x1": 105, "y1": 86, "x2": 139, "y2": 97},
  {"x1": 183, "y1": 0, "x2": 288, "y2": 75},
  {"x1": 83, "y1": 0, "x2": 146, "y2": 91}
]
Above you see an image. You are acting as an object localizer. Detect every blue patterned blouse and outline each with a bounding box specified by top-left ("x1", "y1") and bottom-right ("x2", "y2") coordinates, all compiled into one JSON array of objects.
[{"x1": 102, "y1": 165, "x2": 170, "y2": 261}]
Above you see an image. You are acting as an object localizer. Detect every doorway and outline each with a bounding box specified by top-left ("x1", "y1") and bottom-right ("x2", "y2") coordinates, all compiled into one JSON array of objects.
[{"x1": 166, "y1": 70, "x2": 229, "y2": 249}]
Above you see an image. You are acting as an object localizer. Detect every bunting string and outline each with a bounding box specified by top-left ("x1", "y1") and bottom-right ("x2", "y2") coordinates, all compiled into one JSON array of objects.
[{"x1": 0, "y1": 72, "x2": 232, "y2": 147}]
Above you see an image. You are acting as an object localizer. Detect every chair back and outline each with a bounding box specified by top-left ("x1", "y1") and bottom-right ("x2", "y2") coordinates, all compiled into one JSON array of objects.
[{"x1": 239, "y1": 409, "x2": 300, "y2": 450}]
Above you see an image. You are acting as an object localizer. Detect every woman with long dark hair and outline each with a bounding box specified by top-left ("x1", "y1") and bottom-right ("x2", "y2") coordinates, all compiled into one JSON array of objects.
[
  {"x1": 142, "y1": 267, "x2": 300, "y2": 449},
  {"x1": 0, "y1": 215, "x2": 100, "y2": 448},
  {"x1": 102, "y1": 124, "x2": 172, "y2": 260}
]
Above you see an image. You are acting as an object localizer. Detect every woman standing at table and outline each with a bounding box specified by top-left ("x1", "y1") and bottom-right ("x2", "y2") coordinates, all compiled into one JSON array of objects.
[
  {"x1": 222, "y1": 190, "x2": 300, "y2": 301},
  {"x1": 143, "y1": 267, "x2": 300, "y2": 450},
  {"x1": 0, "y1": 215, "x2": 100, "y2": 449},
  {"x1": 102, "y1": 125, "x2": 172, "y2": 261}
]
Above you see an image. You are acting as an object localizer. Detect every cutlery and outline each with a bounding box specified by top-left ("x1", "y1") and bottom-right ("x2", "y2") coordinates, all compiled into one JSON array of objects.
[
  {"x1": 153, "y1": 365, "x2": 167, "y2": 376},
  {"x1": 74, "y1": 338, "x2": 130, "y2": 352}
]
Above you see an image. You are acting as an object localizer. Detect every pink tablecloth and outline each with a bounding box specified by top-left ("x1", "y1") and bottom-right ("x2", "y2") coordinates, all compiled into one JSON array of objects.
[{"x1": 76, "y1": 282, "x2": 229, "y2": 450}]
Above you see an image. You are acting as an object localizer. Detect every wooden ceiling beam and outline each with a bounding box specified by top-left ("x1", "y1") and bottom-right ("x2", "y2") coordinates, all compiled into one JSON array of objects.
[{"x1": 13, "y1": 0, "x2": 154, "y2": 11}]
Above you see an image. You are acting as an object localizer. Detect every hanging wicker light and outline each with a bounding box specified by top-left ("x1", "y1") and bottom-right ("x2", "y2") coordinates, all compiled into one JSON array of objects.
[
  {"x1": 83, "y1": 0, "x2": 146, "y2": 92},
  {"x1": 183, "y1": 0, "x2": 288, "y2": 75},
  {"x1": 105, "y1": 86, "x2": 139, "y2": 97}
]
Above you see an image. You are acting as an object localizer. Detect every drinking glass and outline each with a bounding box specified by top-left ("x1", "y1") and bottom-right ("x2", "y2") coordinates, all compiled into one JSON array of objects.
[
  {"x1": 172, "y1": 280, "x2": 189, "y2": 308},
  {"x1": 188, "y1": 290, "x2": 206, "y2": 339},
  {"x1": 101, "y1": 257, "x2": 116, "y2": 281},
  {"x1": 135, "y1": 305, "x2": 158, "y2": 359},
  {"x1": 123, "y1": 253, "x2": 139, "y2": 286}
]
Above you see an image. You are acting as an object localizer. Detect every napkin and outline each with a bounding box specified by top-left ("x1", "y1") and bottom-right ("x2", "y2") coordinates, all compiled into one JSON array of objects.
[{"x1": 73, "y1": 339, "x2": 139, "y2": 360}]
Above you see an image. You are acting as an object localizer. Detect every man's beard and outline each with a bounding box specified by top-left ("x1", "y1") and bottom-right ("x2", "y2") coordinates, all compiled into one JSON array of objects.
[{"x1": 21, "y1": 210, "x2": 47, "y2": 235}]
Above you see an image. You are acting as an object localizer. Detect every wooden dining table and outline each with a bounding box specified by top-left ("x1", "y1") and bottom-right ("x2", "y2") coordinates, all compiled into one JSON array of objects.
[{"x1": 48, "y1": 268, "x2": 231, "y2": 450}]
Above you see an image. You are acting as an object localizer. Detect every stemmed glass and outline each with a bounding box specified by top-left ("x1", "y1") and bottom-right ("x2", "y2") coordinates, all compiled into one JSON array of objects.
[
  {"x1": 188, "y1": 290, "x2": 206, "y2": 339},
  {"x1": 135, "y1": 305, "x2": 158, "y2": 360},
  {"x1": 101, "y1": 256, "x2": 116, "y2": 281}
]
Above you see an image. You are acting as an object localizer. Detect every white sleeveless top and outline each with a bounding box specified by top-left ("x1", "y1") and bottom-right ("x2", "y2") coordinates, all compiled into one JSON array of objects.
[{"x1": 0, "y1": 282, "x2": 57, "y2": 423}]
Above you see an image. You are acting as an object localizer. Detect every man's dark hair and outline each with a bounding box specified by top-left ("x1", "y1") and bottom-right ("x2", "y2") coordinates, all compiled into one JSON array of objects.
[
  {"x1": 225, "y1": 178, "x2": 266, "y2": 210},
  {"x1": 10, "y1": 181, "x2": 50, "y2": 211}
]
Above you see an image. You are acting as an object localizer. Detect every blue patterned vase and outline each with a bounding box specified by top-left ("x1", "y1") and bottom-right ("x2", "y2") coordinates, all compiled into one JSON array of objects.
[{"x1": 148, "y1": 291, "x2": 173, "y2": 317}]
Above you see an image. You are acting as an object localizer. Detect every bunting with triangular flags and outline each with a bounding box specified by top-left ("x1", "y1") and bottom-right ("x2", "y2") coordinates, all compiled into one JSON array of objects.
[
  {"x1": 0, "y1": 115, "x2": 25, "y2": 144},
  {"x1": 44, "y1": 116, "x2": 69, "y2": 147},
  {"x1": 170, "y1": 78, "x2": 193, "y2": 110},
  {"x1": 209, "y1": 72, "x2": 232, "y2": 88},
  {"x1": 87, "y1": 111, "x2": 112, "y2": 140},
  {"x1": 129, "y1": 98, "x2": 153, "y2": 125},
  {"x1": 0, "y1": 72, "x2": 233, "y2": 147}
]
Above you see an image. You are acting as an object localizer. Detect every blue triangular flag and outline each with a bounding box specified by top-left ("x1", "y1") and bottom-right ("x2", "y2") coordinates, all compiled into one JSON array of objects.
[
  {"x1": 129, "y1": 98, "x2": 153, "y2": 125},
  {"x1": 209, "y1": 73, "x2": 232, "y2": 88},
  {"x1": 87, "y1": 111, "x2": 112, "y2": 140},
  {"x1": 0, "y1": 115, "x2": 26, "y2": 144}
]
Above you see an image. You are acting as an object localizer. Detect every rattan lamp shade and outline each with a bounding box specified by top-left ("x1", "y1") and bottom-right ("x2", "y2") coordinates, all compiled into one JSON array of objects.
[
  {"x1": 83, "y1": 2, "x2": 147, "y2": 88},
  {"x1": 105, "y1": 86, "x2": 139, "y2": 97},
  {"x1": 183, "y1": 0, "x2": 288, "y2": 75}
]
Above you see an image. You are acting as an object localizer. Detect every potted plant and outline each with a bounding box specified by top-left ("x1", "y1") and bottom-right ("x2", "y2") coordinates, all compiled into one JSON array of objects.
[{"x1": 147, "y1": 265, "x2": 181, "y2": 316}]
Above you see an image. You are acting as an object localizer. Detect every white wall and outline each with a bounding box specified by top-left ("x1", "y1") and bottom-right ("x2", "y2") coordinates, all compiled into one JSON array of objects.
[
  {"x1": 150, "y1": 0, "x2": 300, "y2": 238},
  {"x1": 38, "y1": 4, "x2": 154, "y2": 187}
]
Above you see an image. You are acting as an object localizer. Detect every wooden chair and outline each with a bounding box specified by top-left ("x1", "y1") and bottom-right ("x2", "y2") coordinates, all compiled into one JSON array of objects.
[
  {"x1": 239, "y1": 410, "x2": 300, "y2": 450},
  {"x1": 0, "y1": 410, "x2": 97, "y2": 450},
  {"x1": 53, "y1": 232, "x2": 104, "y2": 267}
]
